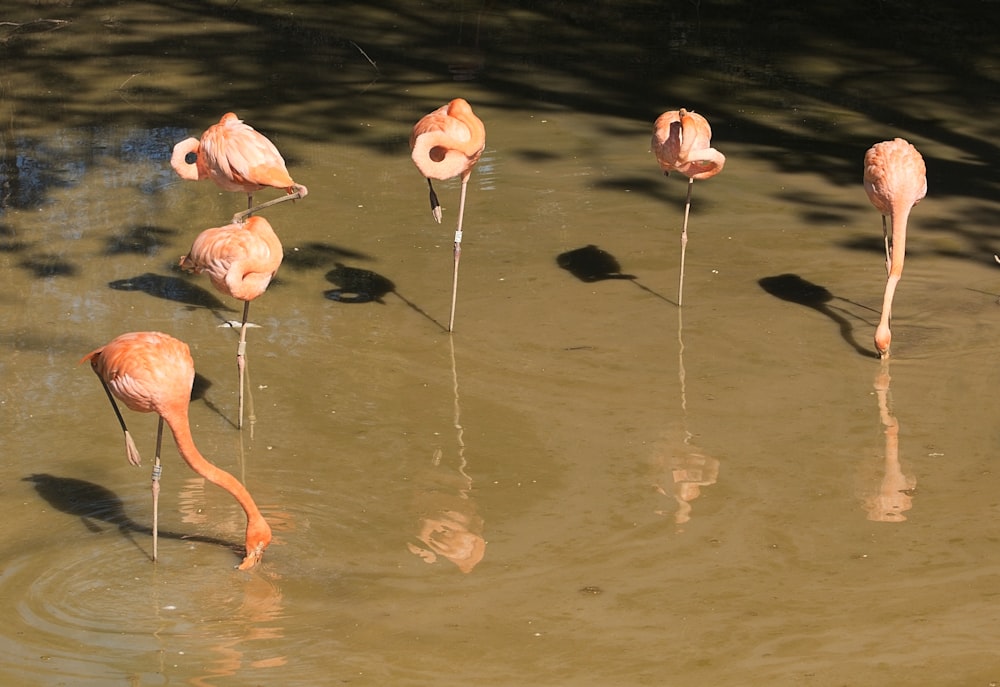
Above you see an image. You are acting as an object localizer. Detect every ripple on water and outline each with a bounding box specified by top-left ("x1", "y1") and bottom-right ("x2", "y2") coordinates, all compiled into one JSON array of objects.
[{"x1": 0, "y1": 542, "x2": 287, "y2": 685}]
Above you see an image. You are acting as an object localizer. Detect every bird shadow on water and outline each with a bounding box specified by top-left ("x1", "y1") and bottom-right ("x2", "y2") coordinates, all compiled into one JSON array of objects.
[
  {"x1": 22, "y1": 473, "x2": 242, "y2": 562},
  {"x1": 556, "y1": 244, "x2": 673, "y2": 304},
  {"x1": 758, "y1": 273, "x2": 879, "y2": 358},
  {"x1": 323, "y1": 262, "x2": 446, "y2": 330},
  {"x1": 108, "y1": 271, "x2": 236, "y2": 312},
  {"x1": 281, "y1": 241, "x2": 370, "y2": 271}
]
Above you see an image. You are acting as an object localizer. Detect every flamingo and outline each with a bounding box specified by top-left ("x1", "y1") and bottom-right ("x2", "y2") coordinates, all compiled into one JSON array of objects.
[
  {"x1": 171, "y1": 112, "x2": 308, "y2": 221},
  {"x1": 651, "y1": 108, "x2": 726, "y2": 306},
  {"x1": 179, "y1": 215, "x2": 283, "y2": 429},
  {"x1": 82, "y1": 331, "x2": 272, "y2": 570},
  {"x1": 410, "y1": 98, "x2": 486, "y2": 332},
  {"x1": 863, "y1": 138, "x2": 927, "y2": 358}
]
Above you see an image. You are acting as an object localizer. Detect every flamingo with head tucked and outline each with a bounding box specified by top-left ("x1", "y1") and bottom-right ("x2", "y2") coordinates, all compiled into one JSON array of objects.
[
  {"x1": 410, "y1": 98, "x2": 486, "y2": 332},
  {"x1": 651, "y1": 108, "x2": 726, "y2": 306},
  {"x1": 172, "y1": 112, "x2": 308, "y2": 220},
  {"x1": 179, "y1": 215, "x2": 283, "y2": 429}
]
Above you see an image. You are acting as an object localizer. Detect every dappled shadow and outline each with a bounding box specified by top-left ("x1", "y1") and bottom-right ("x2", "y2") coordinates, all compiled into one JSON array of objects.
[
  {"x1": 0, "y1": 0, "x2": 997, "y2": 275},
  {"x1": 758, "y1": 273, "x2": 877, "y2": 358},
  {"x1": 18, "y1": 253, "x2": 76, "y2": 278},
  {"x1": 0, "y1": 224, "x2": 29, "y2": 252},
  {"x1": 103, "y1": 225, "x2": 177, "y2": 256}
]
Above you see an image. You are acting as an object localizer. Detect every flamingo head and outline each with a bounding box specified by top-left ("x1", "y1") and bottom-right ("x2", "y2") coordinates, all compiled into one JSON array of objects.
[
  {"x1": 238, "y1": 517, "x2": 273, "y2": 570},
  {"x1": 875, "y1": 324, "x2": 892, "y2": 359},
  {"x1": 170, "y1": 137, "x2": 203, "y2": 181}
]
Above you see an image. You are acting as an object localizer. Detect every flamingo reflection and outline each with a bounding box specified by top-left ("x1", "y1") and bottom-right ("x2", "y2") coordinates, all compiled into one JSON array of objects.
[
  {"x1": 652, "y1": 308, "x2": 720, "y2": 528},
  {"x1": 406, "y1": 337, "x2": 486, "y2": 572},
  {"x1": 861, "y1": 361, "x2": 916, "y2": 521},
  {"x1": 188, "y1": 572, "x2": 287, "y2": 687}
]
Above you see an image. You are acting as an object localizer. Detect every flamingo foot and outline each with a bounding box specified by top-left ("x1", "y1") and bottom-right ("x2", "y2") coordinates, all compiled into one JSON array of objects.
[
  {"x1": 427, "y1": 179, "x2": 442, "y2": 223},
  {"x1": 124, "y1": 430, "x2": 142, "y2": 466}
]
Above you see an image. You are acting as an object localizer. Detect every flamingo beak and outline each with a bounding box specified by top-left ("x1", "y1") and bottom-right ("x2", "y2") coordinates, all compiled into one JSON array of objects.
[{"x1": 237, "y1": 541, "x2": 267, "y2": 570}]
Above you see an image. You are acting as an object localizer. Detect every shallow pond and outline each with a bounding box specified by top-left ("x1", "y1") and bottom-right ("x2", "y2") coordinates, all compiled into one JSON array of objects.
[{"x1": 2, "y1": 2, "x2": 1000, "y2": 685}]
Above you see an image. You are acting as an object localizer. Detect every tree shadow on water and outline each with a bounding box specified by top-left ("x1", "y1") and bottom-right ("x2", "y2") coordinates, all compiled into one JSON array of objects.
[
  {"x1": 23, "y1": 473, "x2": 241, "y2": 562},
  {"x1": 18, "y1": 254, "x2": 76, "y2": 277},
  {"x1": 103, "y1": 225, "x2": 177, "y2": 257},
  {"x1": 758, "y1": 273, "x2": 878, "y2": 358}
]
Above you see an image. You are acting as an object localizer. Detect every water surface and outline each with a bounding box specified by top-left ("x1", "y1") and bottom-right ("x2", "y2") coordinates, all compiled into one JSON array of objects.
[{"x1": 2, "y1": 2, "x2": 1000, "y2": 685}]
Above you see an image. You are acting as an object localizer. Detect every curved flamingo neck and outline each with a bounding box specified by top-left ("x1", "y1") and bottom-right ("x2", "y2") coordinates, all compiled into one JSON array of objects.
[
  {"x1": 876, "y1": 205, "x2": 912, "y2": 356},
  {"x1": 162, "y1": 404, "x2": 265, "y2": 523},
  {"x1": 886, "y1": 206, "x2": 911, "y2": 277}
]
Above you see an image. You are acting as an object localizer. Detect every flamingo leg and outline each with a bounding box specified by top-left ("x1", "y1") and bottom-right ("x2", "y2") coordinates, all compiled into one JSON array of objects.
[
  {"x1": 882, "y1": 215, "x2": 891, "y2": 276},
  {"x1": 237, "y1": 300, "x2": 251, "y2": 429},
  {"x1": 427, "y1": 178, "x2": 443, "y2": 224},
  {"x1": 232, "y1": 186, "x2": 308, "y2": 224},
  {"x1": 677, "y1": 177, "x2": 695, "y2": 307},
  {"x1": 152, "y1": 417, "x2": 164, "y2": 562},
  {"x1": 448, "y1": 175, "x2": 470, "y2": 332},
  {"x1": 94, "y1": 372, "x2": 143, "y2": 466}
]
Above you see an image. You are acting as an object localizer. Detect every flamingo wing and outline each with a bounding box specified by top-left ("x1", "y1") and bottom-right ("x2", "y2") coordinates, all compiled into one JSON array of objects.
[
  {"x1": 84, "y1": 332, "x2": 194, "y2": 415},
  {"x1": 863, "y1": 138, "x2": 926, "y2": 215},
  {"x1": 201, "y1": 114, "x2": 295, "y2": 192},
  {"x1": 180, "y1": 217, "x2": 283, "y2": 301}
]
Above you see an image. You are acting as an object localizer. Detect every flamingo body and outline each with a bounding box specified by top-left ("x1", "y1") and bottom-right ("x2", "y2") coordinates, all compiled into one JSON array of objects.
[
  {"x1": 180, "y1": 215, "x2": 282, "y2": 429},
  {"x1": 651, "y1": 108, "x2": 725, "y2": 306},
  {"x1": 179, "y1": 216, "x2": 283, "y2": 303},
  {"x1": 409, "y1": 98, "x2": 486, "y2": 331},
  {"x1": 410, "y1": 98, "x2": 485, "y2": 183},
  {"x1": 652, "y1": 108, "x2": 726, "y2": 180},
  {"x1": 863, "y1": 138, "x2": 927, "y2": 357},
  {"x1": 171, "y1": 112, "x2": 308, "y2": 203},
  {"x1": 83, "y1": 332, "x2": 272, "y2": 569}
]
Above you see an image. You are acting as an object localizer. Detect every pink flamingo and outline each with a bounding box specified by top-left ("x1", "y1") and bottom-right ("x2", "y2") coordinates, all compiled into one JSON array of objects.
[
  {"x1": 179, "y1": 216, "x2": 283, "y2": 429},
  {"x1": 172, "y1": 112, "x2": 308, "y2": 220},
  {"x1": 83, "y1": 331, "x2": 272, "y2": 569},
  {"x1": 863, "y1": 138, "x2": 927, "y2": 358},
  {"x1": 410, "y1": 98, "x2": 486, "y2": 332},
  {"x1": 651, "y1": 108, "x2": 726, "y2": 306}
]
